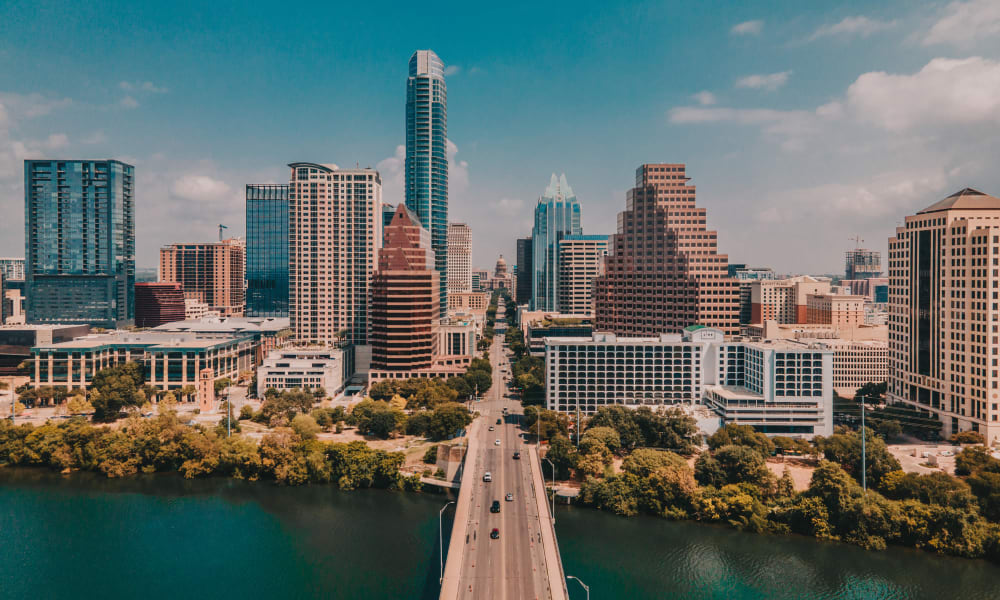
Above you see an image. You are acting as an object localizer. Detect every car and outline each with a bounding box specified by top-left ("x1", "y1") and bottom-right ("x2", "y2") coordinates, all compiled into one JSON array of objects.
[
  {"x1": 490, "y1": 500, "x2": 501, "y2": 513},
  {"x1": 490, "y1": 528, "x2": 500, "y2": 540},
  {"x1": 496, "y1": 418, "x2": 502, "y2": 424},
  {"x1": 495, "y1": 439, "x2": 501, "y2": 446},
  {"x1": 505, "y1": 493, "x2": 514, "y2": 502},
  {"x1": 513, "y1": 451, "x2": 520, "y2": 460},
  {"x1": 483, "y1": 472, "x2": 492, "y2": 482},
  {"x1": 489, "y1": 426, "x2": 494, "y2": 431}
]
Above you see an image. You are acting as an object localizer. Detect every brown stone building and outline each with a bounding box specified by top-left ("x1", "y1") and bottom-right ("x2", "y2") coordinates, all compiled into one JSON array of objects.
[
  {"x1": 594, "y1": 163, "x2": 739, "y2": 335},
  {"x1": 134, "y1": 282, "x2": 186, "y2": 328},
  {"x1": 159, "y1": 239, "x2": 245, "y2": 317}
]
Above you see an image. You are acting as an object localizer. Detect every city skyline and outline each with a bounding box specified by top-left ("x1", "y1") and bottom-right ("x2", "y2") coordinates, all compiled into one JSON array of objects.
[{"x1": 3, "y1": 1, "x2": 999, "y2": 274}]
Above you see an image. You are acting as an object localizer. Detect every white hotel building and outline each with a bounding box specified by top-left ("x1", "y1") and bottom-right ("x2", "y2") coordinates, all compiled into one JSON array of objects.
[{"x1": 544, "y1": 326, "x2": 833, "y2": 438}]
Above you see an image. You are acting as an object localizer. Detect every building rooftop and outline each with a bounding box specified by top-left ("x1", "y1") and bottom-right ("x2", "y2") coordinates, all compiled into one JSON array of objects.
[
  {"x1": 33, "y1": 330, "x2": 252, "y2": 351},
  {"x1": 152, "y1": 316, "x2": 290, "y2": 334},
  {"x1": 919, "y1": 188, "x2": 1000, "y2": 214}
]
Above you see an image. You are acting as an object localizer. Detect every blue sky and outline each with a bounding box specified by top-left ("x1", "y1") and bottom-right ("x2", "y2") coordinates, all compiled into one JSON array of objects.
[{"x1": 2, "y1": 0, "x2": 999, "y2": 272}]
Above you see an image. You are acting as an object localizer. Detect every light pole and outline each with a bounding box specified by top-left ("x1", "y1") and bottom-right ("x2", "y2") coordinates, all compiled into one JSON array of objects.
[
  {"x1": 567, "y1": 575, "x2": 590, "y2": 600},
  {"x1": 860, "y1": 397, "x2": 867, "y2": 493},
  {"x1": 439, "y1": 500, "x2": 456, "y2": 584},
  {"x1": 543, "y1": 457, "x2": 556, "y2": 524},
  {"x1": 226, "y1": 386, "x2": 232, "y2": 438}
]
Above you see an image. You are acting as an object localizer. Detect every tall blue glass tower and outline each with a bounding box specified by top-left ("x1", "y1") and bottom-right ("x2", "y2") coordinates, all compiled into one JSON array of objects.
[
  {"x1": 531, "y1": 173, "x2": 582, "y2": 311},
  {"x1": 405, "y1": 49, "x2": 448, "y2": 317},
  {"x1": 24, "y1": 159, "x2": 135, "y2": 327},
  {"x1": 246, "y1": 183, "x2": 289, "y2": 317}
]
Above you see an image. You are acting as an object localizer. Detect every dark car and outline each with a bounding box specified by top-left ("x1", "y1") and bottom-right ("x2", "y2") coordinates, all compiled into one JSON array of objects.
[
  {"x1": 513, "y1": 451, "x2": 520, "y2": 460},
  {"x1": 490, "y1": 528, "x2": 500, "y2": 540},
  {"x1": 496, "y1": 418, "x2": 502, "y2": 424},
  {"x1": 490, "y1": 500, "x2": 501, "y2": 513}
]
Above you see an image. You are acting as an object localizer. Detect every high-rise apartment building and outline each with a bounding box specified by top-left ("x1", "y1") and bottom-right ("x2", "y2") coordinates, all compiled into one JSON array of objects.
[
  {"x1": 447, "y1": 222, "x2": 472, "y2": 293},
  {"x1": 531, "y1": 174, "x2": 582, "y2": 311},
  {"x1": 594, "y1": 163, "x2": 739, "y2": 336},
  {"x1": 24, "y1": 159, "x2": 134, "y2": 328},
  {"x1": 846, "y1": 248, "x2": 881, "y2": 280},
  {"x1": 159, "y1": 239, "x2": 246, "y2": 317},
  {"x1": 371, "y1": 204, "x2": 439, "y2": 373},
  {"x1": 134, "y1": 282, "x2": 186, "y2": 328},
  {"x1": 806, "y1": 293, "x2": 865, "y2": 327},
  {"x1": 887, "y1": 188, "x2": 1000, "y2": 444},
  {"x1": 515, "y1": 237, "x2": 533, "y2": 306},
  {"x1": 288, "y1": 162, "x2": 382, "y2": 346},
  {"x1": 0, "y1": 258, "x2": 25, "y2": 281},
  {"x1": 246, "y1": 184, "x2": 289, "y2": 317},
  {"x1": 557, "y1": 235, "x2": 608, "y2": 315},
  {"x1": 405, "y1": 49, "x2": 449, "y2": 317}
]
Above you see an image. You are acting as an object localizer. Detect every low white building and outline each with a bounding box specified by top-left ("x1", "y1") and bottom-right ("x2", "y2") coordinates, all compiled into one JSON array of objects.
[
  {"x1": 544, "y1": 326, "x2": 833, "y2": 438},
  {"x1": 257, "y1": 348, "x2": 347, "y2": 398}
]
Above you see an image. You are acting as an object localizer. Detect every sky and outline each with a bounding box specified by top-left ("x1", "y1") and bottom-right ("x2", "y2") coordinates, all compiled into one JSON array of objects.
[{"x1": 1, "y1": 0, "x2": 999, "y2": 273}]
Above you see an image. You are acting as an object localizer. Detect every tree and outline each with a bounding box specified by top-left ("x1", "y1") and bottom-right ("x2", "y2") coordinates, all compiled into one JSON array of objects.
[
  {"x1": 524, "y1": 407, "x2": 569, "y2": 441},
  {"x1": 804, "y1": 460, "x2": 862, "y2": 523},
  {"x1": 951, "y1": 430, "x2": 987, "y2": 445},
  {"x1": 816, "y1": 427, "x2": 901, "y2": 489},
  {"x1": 159, "y1": 391, "x2": 178, "y2": 413},
  {"x1": 707, "y1": 423, "x2": 775, "y2": 456},
  {"x1": 967, "y1": 471, "x2": 1000, "y2": 522},
  {"x1": 66, "y1": 395, "x2": 94, "y2": 415},
  {"x1": 545, "y1": 435, "x2": 578, "y2": 479},
  {"x1": 426, "y1": 403, "x2": 473, "y2": 441},
  {"x1": 291, "y1": 414, "x2": 322, "y2": 440},
  {"x1": 214, "y1": 378, "x2": 233, "y2": 398},
  {"x1": 423, "y1": 444, "x2": 439, "y2": 465},
  {"x1": 881, "y1": 470, "x2": 977, "y2": 509},
  {"x1": 260, "y1": 388, "x2": 316, "y2": 422},
  {"x1": 623, "y1": 448, "x2": 687, "y2": 478},
  {"x1": 581, "y1": 426, "x2": 621, "y2": 454},
  {"x1": 694, "y1": 445, "x2": 774, "y2": 489},
  {"x1": 955, "y1": 446, "x2": 1000, "y2": 476},
  {"x1": 90, "y1": 362, "x2": 146, "y2": 421}
]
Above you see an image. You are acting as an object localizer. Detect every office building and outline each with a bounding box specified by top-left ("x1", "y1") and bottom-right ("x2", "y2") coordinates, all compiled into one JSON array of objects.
[
  {"x1": 748, "y1": 276, "x2": 831, "y2": 324},
  {"x1": 516, "y1": 237, "x2": 533, "y2": 305},
  {"x1": 382, "y1": 203, "x2": 396, "y2": 232},
  {"x1": 159, "y1": 239, "x2": 246, "y2": 317},
  {"x1": 257, "y1": 347, "x2": 349, "y2": 398},
  {"x1": 288, "y1": 162, "x2": 382, "y2": 346},
  {"x1": 519, "y1": 311, "x2": 593, "y2": 355},
  {"x1": 0, "y1": 258, "x2": 25, "y2": 282},
  {"x1": 471, "y1": 269, "x2": 489, "y2": 292},
  {"x1": 806, "y1": 293, "x2": 865, "y2": 326},
  {"x1": 0, "y1": 324, "x2": 89, "y2": 375},
  {"x1": 134, "y1": 282, "x2": 186, "y2": 328},
  {"x1": 531, "y1": 173, "x2": 582, "y2": 311},
  {"x1": 152, "y1": 315, "x2": 291, "y2": 366},
  {"x1": 24, "y1": 159, "x2": 135, "y2": 328},
  {"x1": 728, "y1": 264, "x2": 776, "y2": 281},
  {"x1": 246, "y1": 183, "x2": 289, "y2": 317},
  {"x1": 545, "y1": 327, "x2": 833, "y2": 438},
  {"x1": 370, "y1": 204, "x2": 439, "y2": 373},
  {"x1": 887, "y1": 188, "x2": 1000, "y2": 443},
  {"x1": 438, "y1": 317, "x2": 477, "y2": 357},
  {"x1": 846, "y1": 248, "x2": 881, "y2": 280},
  {"x1": 448, "y1": 291, "x2": 490, "y2": 315},
  {"x1": 557, "y1": 235, "x2": 608, "y2": 315},
  {"x1": 405, "y1": 49, "x2": 449, "y2": 317},
  {"x1": 447, "y1": 222, "x2": 472, "y2": 293},
  {"x1": 594, "y1": 163, "x2": 739, "y2": 336}
]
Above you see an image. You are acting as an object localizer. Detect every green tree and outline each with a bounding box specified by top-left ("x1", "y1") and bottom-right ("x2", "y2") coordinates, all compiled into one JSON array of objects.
[
  {"x1": 581, "y1": 426, "x2": 621, "y2": 454},
  {"x1": 426, "y1": 403, "x2": 473, "y2": 441},
  {"x1": 816, "y1": 427, "x2": 901, "y2": 489},
  {"x1": 90, "y1": 362, "x2": 146, "y2": 421},
  {"x1": 545, "y1": 435, "x2": 578, "y2": 479},
  {"x1": 707, "y1": 424, "x2": 775, "y2": 456},
  {"x1": 955, "y1": 446, "x2": 1000, "y2": 476},
  {"x1": 695, "y1": 445, "x2": 774, "y2": 489},
  {"x1": 291, "y1": 414, "x2": 322, "y2": 440},
  {"x1": 623, "y1": 448, "x2": 687, "y2": 478}
]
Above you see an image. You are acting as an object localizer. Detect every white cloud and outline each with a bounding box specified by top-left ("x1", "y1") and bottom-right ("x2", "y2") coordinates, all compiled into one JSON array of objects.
[
  {"x1": 730, "y1": 20, "x2": 763, "y2": 35},
  {"x1": 43, "y1": 133, "x2": 69, "y2": 149},
  {"x1": 447, "y1": 139, "x2": 469, "y2": 196},
  {"x1": 924, "y1": 0, "x2": 1000, "y2": 47},
  {"x1": 735, "y1": 71, "x2": 791, "y2": 91},
  {"x1": 120, "y1": 96, "x2": 139, "y2": 109},
  {"x1": 489, "y1": 197, "x2": 525, "y2": 217},
  {"x1": 846, "y1": 57, "x2": 1000, "y2": 132},
  {"x1": 119, "y1": 80, "x2": 168, "y2": 94},
  {"x1": 81, "y1": 131, "x2": 108, "y2": 145},
  {"x1": 809, "y1": 16, "x2": 895, "y2": 40},
  {"x1": 376, "y1": 144, "x2": 405, "y2": 207},
  {"x1": 171, "y1": 174, "x2": 232, "y2": 202},
  {"x1": 692, "y1": 91, "x2": 717, "y2": 106},
  {"x1": 0, "y1": 92, "x2": 72, "y2": 119},
  {"x1": 444, "y1": 65, "x2": 461, "y2": 76}
]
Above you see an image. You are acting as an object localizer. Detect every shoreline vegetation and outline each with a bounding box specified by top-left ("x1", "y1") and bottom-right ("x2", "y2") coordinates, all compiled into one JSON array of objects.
[{"x1": 529, "y1": 405, "x2": 1000, "y2": 565}]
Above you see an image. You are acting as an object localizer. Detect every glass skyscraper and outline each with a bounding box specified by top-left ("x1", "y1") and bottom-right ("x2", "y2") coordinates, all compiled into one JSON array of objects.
[
  {"x1": 24, "y1": 159, "x2": 134, "y2": 328},
  {"x1": 405, "y1": 49, "x2": 449, "y2": 317},
  {"x1": 531, "y1": 173, "x2": 582, "y2": 311},
  {"x1": 246, "y1": 184, "x2": 289, "y2": 317}
]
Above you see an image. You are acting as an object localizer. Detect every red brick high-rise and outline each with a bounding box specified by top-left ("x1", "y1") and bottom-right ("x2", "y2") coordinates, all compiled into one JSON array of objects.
[
  {"x1": 594, "y1": 163, "x2": 739, "y2": 335},
  {"x1": 370, "y1": 205, "x2": 440, "y2": 372},
  {"x1": 134, "y1": 282, "x2": 186, "y2": 328}
]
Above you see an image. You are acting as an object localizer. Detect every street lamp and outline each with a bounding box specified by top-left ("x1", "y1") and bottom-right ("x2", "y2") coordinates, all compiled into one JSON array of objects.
[
  {"x1": 439, "y1": 500, "x2": 456, "y2": 584},
  {"x1": 566, "y1": 575, "x2": 590, "y2": 600},
  {"x1": 543, "y1": 457, "x2": 556, "y2": 524}
]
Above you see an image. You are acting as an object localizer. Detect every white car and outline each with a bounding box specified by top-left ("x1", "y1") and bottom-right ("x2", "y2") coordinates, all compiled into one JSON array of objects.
[
  {"x1": 483, "y1": 472, "x2": 492, "y2": 482},
  {"x1": 495, "y1": 439, "x2": 501, "y2": 446}
]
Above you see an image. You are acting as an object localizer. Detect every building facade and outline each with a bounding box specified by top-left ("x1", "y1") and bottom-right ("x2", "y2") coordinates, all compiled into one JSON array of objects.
[
  {"x1": 846, "y1": 248, "x2": 881, "y2": 280},
  {"x1": 288, "y1": 163, "x2": 382, "y2": 346},
  {"x1": 515, "y1": 237, "x2": 533, "y2": 306},
  {"x1": 24, "y1": 159, "x2": 135, "y2": 328},
  {"x1": 545, "y1": 327, "x2": 833, "y2": 438},
  {"x1": 159, "y1": 239, "x2": 246, "y2": 317},
  {"x1": 806, "y1": 293, "x2": 865, "y2": 326},
  {"x1": 134, "y1": 282, "x2": 186, "y2": 328},
  {"x1": 257, "y1": 347, "x2": 347, "y2": 398},
  {"x1": 887, "y1": 188, "x2": 1000, "y2": 443},
  {"x1": 594, "y1": 163, "x2": 739, "y2": 336},
  {"x1": 405, "y1": 49, "x2": 449, "y2": 317},
  {"x1": 748, "y1": 276, "x2": 831, "y2": 324},
  {"x1": 370, "y1": 204, "x2": 439, "y2": 373},
  {"x1": 246, "y1": 183, "x2": 289, "y2": 317},
  {"x1": 531, "y1": 173, "x2": 582, "y2": 311},
  {"x1": 447, "y1": 222, "x2": 472, "y2": 293},
  {"x1": 0, "y1": 258, "x2": 25, "y2": 281},
  {"x1": 557, "y1": 235, "x2": 608, "y2": 315}
]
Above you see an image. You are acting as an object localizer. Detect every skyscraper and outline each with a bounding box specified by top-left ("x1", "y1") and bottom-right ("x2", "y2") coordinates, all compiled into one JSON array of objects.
[
  {"x1": 531, "y1": 174, "x2": 582, "y2": 311},
  {"x1": 515, "y1": 237, "x2": 533, "y2": 306},
  {"x1": 447, "y1": 222, "x2": 472, "y2": 293},
  {"x1": 405, "y1": 49, "x2": 448, "y2": 317},
  {"x1": 288, "y1": 162, "x2": 382, "y2": 346},
  {"x1": 246, "y1": 184, "x2": 289, "y2": 317},
  {"x1": 845, "y1": 248, "x2": 881, "y2": 280},
  {"x1": 24, "y1": 159, "x2": 134, "y2": 328},
  {"x1": 371, "y1": 204, "x2": 439, "y2": 373},
  {"x1": 159, "y1": 239, "x2": 246, "y2": 317},
  {"x1": 557, "y1": 234, "x2": 608, "y2": 315},
  {"x1": 594, "y1": 163, "x2": 739, "y2": 336},
  {"x1": 887, "y1": 188, "x2": 1000, "y2": 444}
]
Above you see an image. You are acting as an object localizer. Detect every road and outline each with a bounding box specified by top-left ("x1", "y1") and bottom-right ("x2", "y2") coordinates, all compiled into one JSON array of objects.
[{"x1": 446, "y1": 301, "x2": 562, "y2": 600}]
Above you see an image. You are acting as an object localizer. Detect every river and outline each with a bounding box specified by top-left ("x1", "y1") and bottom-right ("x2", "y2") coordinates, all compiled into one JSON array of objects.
[{"x1": 0, "y1": 469, "x2": 997, "y2": 599}]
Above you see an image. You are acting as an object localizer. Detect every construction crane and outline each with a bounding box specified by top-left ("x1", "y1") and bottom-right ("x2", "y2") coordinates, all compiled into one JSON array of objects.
[
  {"x1": 849, "y1": 235, "x2": 864, "y2": 249},
  {"x1": 218, "y1": 223, "x2": 228, "y2": 241}
]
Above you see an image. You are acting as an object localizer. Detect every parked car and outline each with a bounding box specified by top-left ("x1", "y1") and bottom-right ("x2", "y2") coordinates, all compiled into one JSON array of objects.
[
  {"x1": 495, "y1": 439, "x2": 501, "y2": 446},
  {"x1": 489, "y1": 426, "x2": 494, "y2": 431},
  {"x1": 496, "y1": 418, "x2": 503, "y2": 424}
]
